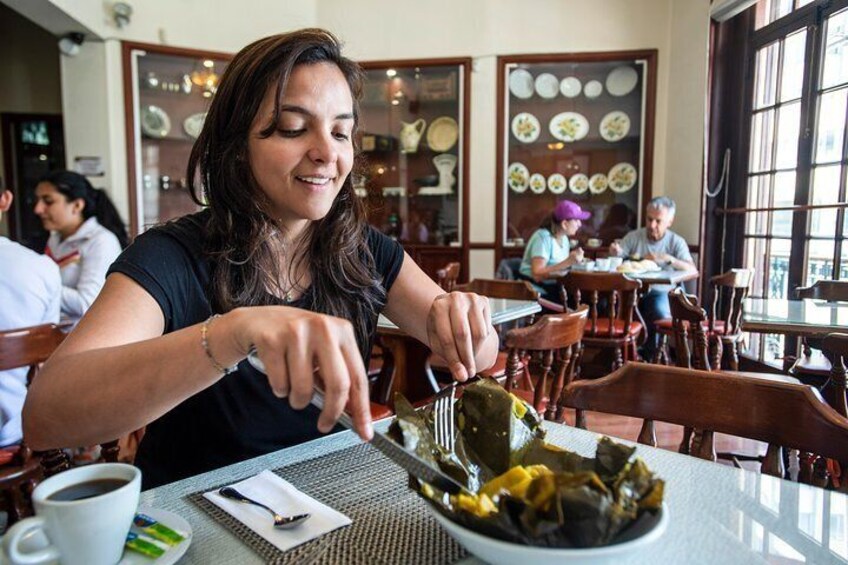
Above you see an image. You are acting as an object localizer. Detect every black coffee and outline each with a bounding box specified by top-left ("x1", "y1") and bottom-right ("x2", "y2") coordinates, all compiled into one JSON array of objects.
[{"x1": 47, "y1": 478, "x2": 129, "y2": 502}]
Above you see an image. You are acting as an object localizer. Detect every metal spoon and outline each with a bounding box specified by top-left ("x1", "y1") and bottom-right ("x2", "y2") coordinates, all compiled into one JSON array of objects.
[{"x1": 218, "y1": 486, "x2": 311, "y2": 529}]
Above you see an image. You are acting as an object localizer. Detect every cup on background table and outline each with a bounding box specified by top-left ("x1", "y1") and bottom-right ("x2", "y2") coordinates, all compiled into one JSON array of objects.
[
  {"x1": 609, "y1": 256, "x2": 624, "y2": 271},
  {"x1": 587, "y1": 238, "x2": 602, "y2": 248},
  {"x1": 4, "y1": 463, "x2": 141, "y2": 565},
  {"x1": 595, "y1": 258, "x2": 610, "y2": 272}
]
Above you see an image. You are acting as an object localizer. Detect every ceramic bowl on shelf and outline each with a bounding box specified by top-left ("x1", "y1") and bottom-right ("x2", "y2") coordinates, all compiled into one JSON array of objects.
[{"x1": 606, "y1": 66, "x2": 639, "y2": 96}]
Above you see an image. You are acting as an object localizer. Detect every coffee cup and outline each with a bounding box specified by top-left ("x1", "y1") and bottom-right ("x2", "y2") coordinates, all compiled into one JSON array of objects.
[
  {"x1": 595, "y1": 258, "x2": 610, "y2": 272},
  {"x1": 608, "y1": 256, "x2": 624, "y2": 271},
  {"x1": 4, "y1": 463, "x2": 141, "y2": 565}
]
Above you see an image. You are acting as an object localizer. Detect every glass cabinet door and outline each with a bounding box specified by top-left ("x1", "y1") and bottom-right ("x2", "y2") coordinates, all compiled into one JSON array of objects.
[
  {"x1": 498, "y1": 52, "x2": 657, "y2": 254},
  {"x1": 125, "y1": 44, "x2": 230, "y2": 235},
  {"x1": 358, "y1": 60, "x2": 467, "y2": 248}
]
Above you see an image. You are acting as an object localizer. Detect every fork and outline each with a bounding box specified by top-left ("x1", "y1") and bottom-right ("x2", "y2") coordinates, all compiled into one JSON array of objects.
[{"x1": 432, "y1": 383, "x2": 456, "y2": 452}]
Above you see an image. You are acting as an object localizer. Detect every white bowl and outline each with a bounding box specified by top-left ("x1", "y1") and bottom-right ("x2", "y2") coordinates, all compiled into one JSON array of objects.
[{"x1": 430, "y1": 503, "x2": 668, "y2": 565}]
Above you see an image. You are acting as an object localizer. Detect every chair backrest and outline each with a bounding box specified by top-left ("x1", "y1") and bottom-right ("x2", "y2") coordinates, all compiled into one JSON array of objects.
[
  {"x1": 822, "y1": 333, "x2": 848, "y2": 417},
  {"x1": 709, "y1": 268, "x2": 753, "y2": 336},
  {"x1": 668, "y1": 287, "x2": 716, "y2": 371},
  {"x1": 504, "y1": 306, "x2": 588, "y2": 421},
  {"x1": 436, "y1": 262, "x2": 461, "y2": 291},
  {"x1": 796, "y1": 280, "x2": 848, "y2": 302},
  {"x1": 456, "y1": 279, "x2": 539, "y2": 301},
  {"x1": 559, "y1": 272, "x2": 641, "y2": 338},
  {"x1": 496, "y1": 257, "x2": 523, "y2": 281},
  {"x1": 0, "y1": 323, "x2": 68, "y2": 384},
  {"x1": 561, "y1": 362, "x2": 848, "y2": 464}
]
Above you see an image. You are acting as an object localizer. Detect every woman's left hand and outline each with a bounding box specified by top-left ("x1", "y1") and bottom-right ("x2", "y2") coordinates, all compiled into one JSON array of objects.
[{"x1": 426, "y1": 291, "x2": 493, "y2": 382}]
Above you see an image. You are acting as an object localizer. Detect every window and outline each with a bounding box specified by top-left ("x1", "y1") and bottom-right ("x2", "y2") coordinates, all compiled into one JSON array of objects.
[{"x1": 742, "y1": 0, "x2": 848, "y2": 361}]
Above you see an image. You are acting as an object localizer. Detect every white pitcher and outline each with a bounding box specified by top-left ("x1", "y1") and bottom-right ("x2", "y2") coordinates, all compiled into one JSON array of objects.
[{"x1": 400, "y1": 118, "x2": 426, "y2": 154}]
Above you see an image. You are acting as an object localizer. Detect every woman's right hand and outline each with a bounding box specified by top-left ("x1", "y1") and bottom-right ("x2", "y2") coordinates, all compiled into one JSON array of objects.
[
  {"x1": 568, "y1": 247, "x2": 585, "y2": 265},
  {"x1": 221, "y1": 306, "x2": 373, "y2": 441}
]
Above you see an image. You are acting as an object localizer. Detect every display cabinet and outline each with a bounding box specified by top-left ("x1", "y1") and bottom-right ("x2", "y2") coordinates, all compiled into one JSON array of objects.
[
  {"x1": 496, "y1": 51, "x2": 657, "y2": 261},
  {"x1": 122, "y1": 42, "x2": 231, "y2": 235},
  {"x1": 358, "y1": 58, "x2": 470, "y2": 279}
]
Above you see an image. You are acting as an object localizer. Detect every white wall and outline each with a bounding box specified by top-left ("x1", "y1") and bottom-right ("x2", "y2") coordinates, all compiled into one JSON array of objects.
[{"x1": 13, "y1": 0, "x2": 710, "y2": 271}]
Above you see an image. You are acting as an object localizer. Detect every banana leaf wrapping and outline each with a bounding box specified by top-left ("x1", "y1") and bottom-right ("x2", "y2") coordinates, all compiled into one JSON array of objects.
[{"x1": 388, "y1": 379, "x2": 664, "y2": 548}]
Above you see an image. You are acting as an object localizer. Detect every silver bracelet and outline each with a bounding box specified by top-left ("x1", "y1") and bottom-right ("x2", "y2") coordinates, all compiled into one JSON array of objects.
[{"x1": 200, "y1": 314, "x2": 238, "y2": 375}]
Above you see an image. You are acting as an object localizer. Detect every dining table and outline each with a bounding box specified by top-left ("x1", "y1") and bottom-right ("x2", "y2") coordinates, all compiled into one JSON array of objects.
[
  {"x1": 374, "y1": 298, "x2": 542, "y2": 406},
  {"x1": 137, "y1": 419, "x2": 848, "y2": 564}
]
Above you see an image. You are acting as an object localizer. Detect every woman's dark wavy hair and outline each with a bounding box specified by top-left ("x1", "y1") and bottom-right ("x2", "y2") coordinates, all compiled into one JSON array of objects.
[
  {"x1": 40, "y1": 170, "x2": 130, "y2": 248},
  {"x1": 186, "y1": 28, "x2": 385, "y2": 357}
]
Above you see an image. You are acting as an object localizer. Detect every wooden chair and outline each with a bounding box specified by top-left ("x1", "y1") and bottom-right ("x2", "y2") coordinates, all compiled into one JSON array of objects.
[
  {"x1": 559, "y1": 272, "x2": 642, "y2": 371},
  {"x1": 503, "y1": 306, "x2": 588, "y2": 422},
  {"x1": 821, "y1": 333, "x2": 848, "y2": 418},
  {"x1": 654, "y1": 268, "x2": 752, "y2": 369},
  {"x1": 789, "y1": 281, "x2": 848, "y2": 385},
  {"x1": 560, "y1": 362, "x2": 848, "y2": 480},
  {"x1": 435, "y1": 262, "x2": 461, "y2": 291}
]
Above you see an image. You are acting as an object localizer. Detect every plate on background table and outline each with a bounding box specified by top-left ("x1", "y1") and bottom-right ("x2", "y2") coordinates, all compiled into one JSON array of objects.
[
  {"x1": 507, "y1": 162, "x2": 530, "y2": 193},
  {"x1": 549, "y1": 112, "x2": 589, "y2": 142},
  {"x1": 559, "y1": 76, "x2": 582, "y2": 98},
  {"x1": 608, "y1": 162, "x2": 638, "y2": 193},
  {"x1": 529, "y1": 173, "x2": 547, "y2": 194},
  {"x1": 534, "y1": 73, "x2": 560, "y2": 99},
  {"x1": 511, "y1": 112, "x2": 540, "y2": 143},
  {"x1": 569, "y1": 173, "x2": 589, "y2": 194},
  {"x1": 547, "y1": 173, "x2": 567, "y2": 194},
  {"x1": 583, "y1": 80, "x2": 603, "y2": 99},
  {"x1": 141, "y1": 105, "x2": 171, "y2": 138},
  {"x1": 606, "y1": 65, "x2": 639, "y2": 96},
  {"x1": 599, "y1": 111, "x2": 630, "y2": 142},
  {"x1": 509, "y1": 68, "x2": 534, "y2": 99}
]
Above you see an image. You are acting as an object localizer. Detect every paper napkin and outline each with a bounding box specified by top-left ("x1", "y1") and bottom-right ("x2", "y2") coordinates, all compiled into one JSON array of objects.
[{"x1": 203, "y1": 470, "x2": 351, "y2": 552}]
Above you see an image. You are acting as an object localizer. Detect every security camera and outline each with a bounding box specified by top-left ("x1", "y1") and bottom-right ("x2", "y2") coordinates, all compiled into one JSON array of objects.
[{"x1": 58, "y1": 33, "x2": 85, "y2": 57}]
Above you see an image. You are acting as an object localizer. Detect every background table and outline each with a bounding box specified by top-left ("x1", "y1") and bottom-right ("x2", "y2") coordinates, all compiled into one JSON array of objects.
[
  {"x1": 744, "y1": 298, "x2": 848, "y2": 337},
  {"x1": 140, "y1": 420, "x2": 848, "y2": 564}
]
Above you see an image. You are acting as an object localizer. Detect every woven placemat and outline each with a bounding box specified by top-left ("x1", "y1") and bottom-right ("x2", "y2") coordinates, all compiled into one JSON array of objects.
[{"x1": 188, "y1": 443, "x2": 468, "y2": 564}]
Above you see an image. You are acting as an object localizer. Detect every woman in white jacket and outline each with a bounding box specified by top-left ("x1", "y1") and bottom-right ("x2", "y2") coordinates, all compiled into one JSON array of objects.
[{"x1": 34, "y1": 171, "x2": 129, "y2": 324}]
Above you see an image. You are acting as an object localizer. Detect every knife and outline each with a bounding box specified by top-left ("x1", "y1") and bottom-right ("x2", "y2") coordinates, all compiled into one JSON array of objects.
[{"x1": 310, "y1": 388, "x2": 466, "y2": 495}]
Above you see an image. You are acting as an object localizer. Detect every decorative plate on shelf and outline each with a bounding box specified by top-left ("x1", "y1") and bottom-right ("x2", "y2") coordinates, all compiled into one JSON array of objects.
[
  {"x1": 141, "y1": 105, "x2": 171, "y2": 138},
  {"x1": 583, "y1": 80, "x2": 603, "y2": 99},
  {"x1": 534, "y1": 73, "x2": 559, "y2": 99},
  {"x1": 426, "y1": 116, "x2": 459, "y2": 152},
  {"x1": 183, "y1": 112, "x2": 207, "y2": 139},
  {"x1": 589, "y1": 173, "x2": 609, "y2": 194},
  {"x1": 507, "y1": 162, "x2": 530, "y2": 193},
  {"x1": 569, "y1": 173, "x2": 589, "y2": 194},
  {"x1": 508, "y1": 68, "x2": 534, "y2": 99},
  {"x1": 549, "y1": 112, "x2": 589, "y2": 142},
  {"x1": 511, "y1": 112, "x2": 540, "y2": 143},
  {"x1": 560, "y1": 76, "x2": 582, "y2": 98},
  {"x1": 529, "y1": 173, "x2": 547, "y2": 194},
  {"x1": 608, "y1": 162, "x2": 638, "y2": 193},
  {"x1": 547, "y1": 173, "x2": 567, "y2": 194},
  {"x1": 606, "y1": 66, "x2": 639, "y2": 96},
  {"x1": 599, "y1": 111, "x2": 631, "y2": 142}
]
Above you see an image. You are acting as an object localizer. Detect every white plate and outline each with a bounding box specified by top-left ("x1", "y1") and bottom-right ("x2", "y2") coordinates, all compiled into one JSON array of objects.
[
  {"x1": 608, "y1": 162, "x2": 638, "y2": 193},
  {"x1": 509, "y1": 69, "x2": 534, "y2": 99},
  {"x1": 589, "y1": 173, "x2": 608, "y2": 194},
  {"x1": 599, "y1": 111, "x2": 630, "y2": 142},
  {"x1": 569, "y1": 173, "x2": 589, "y2": 194},
  {"x1": 141, "y1": 105, "x2": 171, "y2": 138},
  {"x1": 549, "y1": 112, "x2": 589, "y2": 143},
  {"x1": 560, "y1": 76, "x2": 582, "y2": 98},
  {"x1": 534, "y1": 73, "x2": 559, "y2": 99},
  {"x1": 183, "y1": 112, "x2": 206, "y2": 140},
  {"x1": 583, "y1": 80, "x2": 603, "y2": 99},
  {"x1": 547, "y1": 173, "x2": 567, "y2": 194},
  {"x1": 430, "y1": 503, "x2": 668, "y2": 565},
  {"x1": 529, "y1": 173, "x2": 547, "y2": 194},
  {"x1": 511, "y1": 112, "x2": 541, "y2": 143},
  {"x1": 507, "y1": 162, "x2": 530, "y2": 193},
  {"x1": 426, "y1": 116, "x2": 459, "y2": 152},
  {"x1": 606, "y1": 66, "x2": 639, "y2": 96}
]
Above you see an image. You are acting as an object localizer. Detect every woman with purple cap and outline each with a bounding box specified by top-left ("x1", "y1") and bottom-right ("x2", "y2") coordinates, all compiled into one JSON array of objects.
[{"x1": 518, "y1": 200, "x2": 590, "y2": 302}]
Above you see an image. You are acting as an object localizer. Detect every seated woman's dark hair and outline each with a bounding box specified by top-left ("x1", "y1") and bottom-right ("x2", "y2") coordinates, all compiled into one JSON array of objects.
[
  {"x1": 39, "y1": 170, "x2": 130, "y2": 248},
  {"x1": 186, "y1": 28, "x2": 384, "y2": 358}
]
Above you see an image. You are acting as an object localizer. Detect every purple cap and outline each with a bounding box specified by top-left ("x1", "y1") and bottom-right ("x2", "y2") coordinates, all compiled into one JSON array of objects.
[{"x1": 554, "y1": 200, "x2": 591, "y2": 221}]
